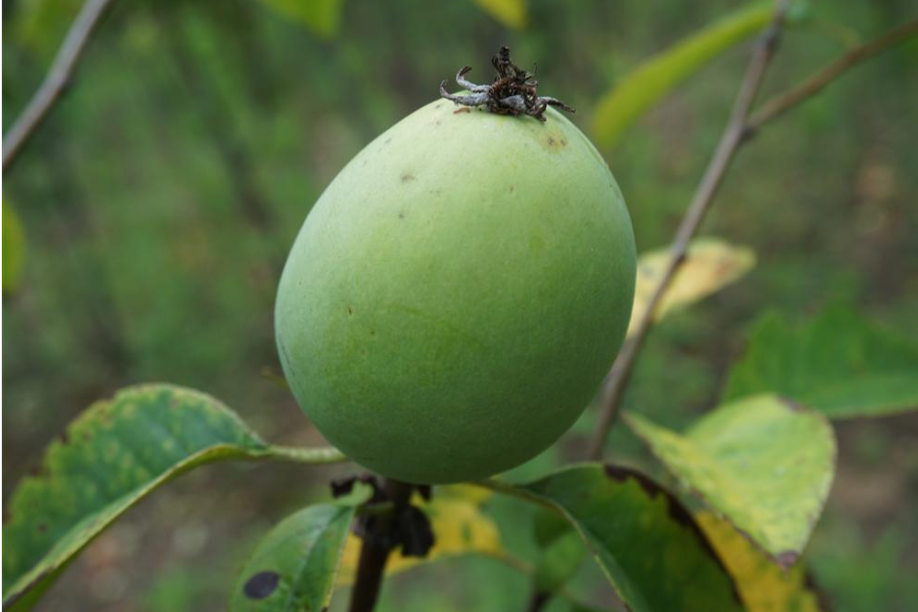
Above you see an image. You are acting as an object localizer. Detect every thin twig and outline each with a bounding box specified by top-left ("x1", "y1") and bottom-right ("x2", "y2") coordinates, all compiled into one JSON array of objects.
[
  {"x1": 2, "y1": 0, "x2": 116, "y2": 173},
  {"x1": 747, "y1": 17, "x2": 918, "y2": 132},
  {"x1": 585, "y1": 0, "x2": 793, "y2": 461}
]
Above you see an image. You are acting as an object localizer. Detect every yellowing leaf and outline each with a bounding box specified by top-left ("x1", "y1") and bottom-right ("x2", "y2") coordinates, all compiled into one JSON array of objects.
[
  {"x1": 625, "y1": 395, "x2": 836, "y2": 566},
  {"x1": 629, "y1": 238, "x2": 755, "y2": 336},
  {"x1": 697, "y1": 511, "x2": 826, "y2": 612},
  {"x1": 337, "y1": 492, "x2": 502, "y2": 585},
  {"x1": 592, "y1": 3, "x2": 772, "y2": 149},
  {"x1": 470, "y1": 0, "x2": 527, "y2": 29}
]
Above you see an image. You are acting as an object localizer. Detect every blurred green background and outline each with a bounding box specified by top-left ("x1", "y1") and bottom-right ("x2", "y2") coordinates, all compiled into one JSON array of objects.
[{"x1": 3, "y1": 0, "x2": 917, "y2": 610}]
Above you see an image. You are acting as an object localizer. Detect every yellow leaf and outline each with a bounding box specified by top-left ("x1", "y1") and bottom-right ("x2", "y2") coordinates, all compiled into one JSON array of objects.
[
  {"x1": 337, "y1": 488, "x2": 502, "y2": 585},
  {"x1": 629, "y1": 238, "x2": 755, "y2": 336},
  {"x1": 470, "y1": 0, "x2": 527, "y2": 30},
  {"x1": 697, "y1": 511, "x2": 825, "y2": 612}
]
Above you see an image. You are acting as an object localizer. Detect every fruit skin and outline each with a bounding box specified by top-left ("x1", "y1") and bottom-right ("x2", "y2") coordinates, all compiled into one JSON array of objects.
[{"x1": 276, "y1": 100, "x2": 636, "y2": 484}]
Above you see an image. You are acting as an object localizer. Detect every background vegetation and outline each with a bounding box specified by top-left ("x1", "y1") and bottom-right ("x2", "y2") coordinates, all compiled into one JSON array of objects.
[{"x1": 3, "y1": 0, "x2": 917, "y2": 610}]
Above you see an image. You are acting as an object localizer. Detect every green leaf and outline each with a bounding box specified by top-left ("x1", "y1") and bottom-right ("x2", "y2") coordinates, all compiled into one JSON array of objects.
[
  {"x1": 697, "y1": 511, "x2": 828, "y2": 612},
  {"x1": 518, "y1": 464, "x2": 744, "y2": 612},
  {"x1": 725, "y1": 306, "x2": 918, "y2": 419},
  {"x1": 254, "y1": 0, "x2": 347, "y2": 39},
  {"x1": 470, "y1": 0, "x2": 527, "y2": 29},
  {"x1": 230, "y1": 491, "x2": 369, "y2": 612},
  {"x1": 2, "y1": 384, "x2": 345, "y2": 611},
  {"x1": 3, "y1": 203, "x2": 27, "y2": 295},
  {"x1": 592, "y1": 3, "x2": 772, "y2": 149},
  {"x1": 629, "y1": 238, "x2": 755, "y2": 337},
  {"x1": 625, "y1": 395, "x2": 836, "y2": 567},
  {"x1": 533, "y1": 529, "x2": 587, "y2": 595}
]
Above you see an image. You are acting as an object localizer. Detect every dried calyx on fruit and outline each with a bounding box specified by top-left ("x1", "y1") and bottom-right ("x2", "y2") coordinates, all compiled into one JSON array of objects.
[{"x1": 439, "y1": 46, "x2": 575, "y2": 122}]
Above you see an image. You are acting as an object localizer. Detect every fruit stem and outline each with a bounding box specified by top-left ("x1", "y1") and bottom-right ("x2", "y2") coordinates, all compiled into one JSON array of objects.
[{"x1": 347, "y1": 478, "x2": 414, "y2": 612}]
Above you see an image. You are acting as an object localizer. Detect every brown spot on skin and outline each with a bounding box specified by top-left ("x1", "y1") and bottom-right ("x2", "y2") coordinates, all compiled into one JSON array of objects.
[
  {"x1": 370, "y1": 331, "x2": 376, "y2": 336},
  {"x1": 398, "y1": 211, "x2": 406, "y2": 220},
  {"x1": 547, "y1": 136, "x2": 555, "y2": 146},
  {"x1": 401, "y1": 173, "x2": 416, "y2": 182},
  {"x1": 454, "y1": 107, "x2": 472, "y2": 115},
  {"x1": 243, "y1": 571, "x2": 280, "y2": 599},
  {"x1": 37, "y1": 522, "x2": 47, "y2": 533},
  {"x1": 347, "y1": 306, "x2": 353, "y2": 315},
  {"x1": 560, "y1": 138, "x2": 568, "y2": 146},
  {"x1": 509, "y1": 185, "x2": 515, "y2": 193}
]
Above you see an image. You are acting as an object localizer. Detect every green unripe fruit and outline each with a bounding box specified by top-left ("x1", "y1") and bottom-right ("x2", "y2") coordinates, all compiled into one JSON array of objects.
[{"x1": 276, "y1": 100, "x2": 636, "y2": 484}]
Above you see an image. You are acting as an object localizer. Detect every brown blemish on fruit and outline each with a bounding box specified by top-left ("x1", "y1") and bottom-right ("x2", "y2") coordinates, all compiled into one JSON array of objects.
[{"x1": 401, "y1": 173, "x2": 416, "y2": 183}]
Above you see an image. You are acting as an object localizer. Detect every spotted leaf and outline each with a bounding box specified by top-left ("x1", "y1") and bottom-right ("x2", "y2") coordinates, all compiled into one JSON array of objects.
[
  {"x1": 2, "y1": 384, "x2": 344, "y2": 612},
  {"x1": 625, "y1": 395, "x2": 836, "y2": 566},
  {"x1": 230, "y1": 488, "x2": 370, "y2": 612}
]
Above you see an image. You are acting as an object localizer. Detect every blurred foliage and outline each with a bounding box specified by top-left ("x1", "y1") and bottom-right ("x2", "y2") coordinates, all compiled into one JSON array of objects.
[
  {"x1": 592, "y1": 2, "x2": 773, "y2": 149},
  {"x1": 3, "y1": 203, "x2": 27, "y2": 294},
  {"x1": 725, "y1": 305, "x2": 918, "y2": 418},
  {"x1": 629, "y1": 237, "x2": 755, "y2": 336},
  {"x1": 3, "y1": 0, "x2": 918, "y2": 610}
]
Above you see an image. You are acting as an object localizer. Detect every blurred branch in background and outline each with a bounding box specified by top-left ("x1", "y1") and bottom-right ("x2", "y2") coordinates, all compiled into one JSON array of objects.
[
  {"x1": 587, "y1": 10, "x2": 918, "y2": 460},
  {"x1": 2, "y1": 0, "x2": 116, "y2": 173},
  {"x1": 587, "y1": 0, "x2": 793, "y2": 461},
  {"x1": 748, "y1": 17, "x2": 918, "y2": 132}
]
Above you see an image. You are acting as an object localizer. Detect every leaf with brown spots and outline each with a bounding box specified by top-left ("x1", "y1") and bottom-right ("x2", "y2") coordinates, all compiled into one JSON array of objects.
[
  {"x1": 2, "y1": 384, "x2": 346, "y2": 612},
  {"x1": 514, "y1": 464, "x2": 744, "y2": 612},
  {"x1": 625, "y1": 395, "x2": 836, "y2": 566},
  {"x1": 230, "y1": 488, "x2": 370, "y2": 612}
]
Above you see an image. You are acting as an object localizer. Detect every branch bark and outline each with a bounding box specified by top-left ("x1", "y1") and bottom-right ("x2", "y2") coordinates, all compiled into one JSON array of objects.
[
  {"x1": 585, "y1": 0, "x2": 793, "y2": 461},
  {"x1": 348, "y1": 479, "x2": 414, "y2": 612},
  {"x1": 2, "y1": 0, "x2": 116, "y2": 173},
  {"x1": 747, "y1": 17, "x2": 918, "y2": 131}
]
